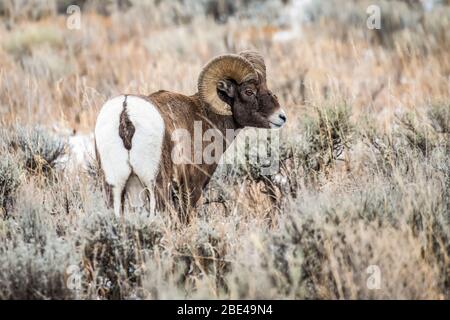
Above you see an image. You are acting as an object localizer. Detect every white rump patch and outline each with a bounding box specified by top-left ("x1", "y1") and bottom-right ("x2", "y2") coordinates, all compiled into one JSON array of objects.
[{"x1": 94, "y1": 95, "x2": 165, "y2": 216}]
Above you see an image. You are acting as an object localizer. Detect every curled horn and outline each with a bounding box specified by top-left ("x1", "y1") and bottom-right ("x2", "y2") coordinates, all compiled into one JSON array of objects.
[
  {"x1": 198, "y1": 54, "x2": 257, "y2": 115},
  {"x1": 239, "y1": 50, "x2": 267, "y2": 81}
]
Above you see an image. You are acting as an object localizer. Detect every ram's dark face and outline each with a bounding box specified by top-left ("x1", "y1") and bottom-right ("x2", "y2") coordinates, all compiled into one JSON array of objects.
[{"x1": 217, "y1": 76, "x2": 287, "y2": 129}]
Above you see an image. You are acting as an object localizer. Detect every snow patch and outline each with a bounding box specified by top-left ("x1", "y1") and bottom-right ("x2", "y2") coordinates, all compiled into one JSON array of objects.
[{"x1": 68, "y1": 133, "x2": 95, "y2": 169}]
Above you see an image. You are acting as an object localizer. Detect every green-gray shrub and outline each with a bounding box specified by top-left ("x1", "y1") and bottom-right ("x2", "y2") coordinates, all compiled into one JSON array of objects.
[
  {"x1": 80, "y1": 212, "x2": 164, "y2": 299},
  {"x1": 428, "y1": 103, "x2": 450, "y2": 134},
  {"x1": 5, "y1": 126, "x2": 66, "y2": 176},
  {"x1": 297, "y1": 104, "x2": 353, "y2": 174},
  {"x1": 0, "y1": 154, "x2": 20, "y2": 215},
  {"x1": 0, "y1": 238, "x2": 76, "y2": 299}
]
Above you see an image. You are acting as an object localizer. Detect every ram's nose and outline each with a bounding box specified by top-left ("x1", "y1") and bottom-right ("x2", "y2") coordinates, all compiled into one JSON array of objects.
[{"x1": 269, "y1": 109, "x2": 287, "y2": 128}]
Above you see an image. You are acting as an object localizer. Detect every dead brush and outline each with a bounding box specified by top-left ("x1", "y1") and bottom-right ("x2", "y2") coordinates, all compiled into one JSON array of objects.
[
  {"x1": 428, "y1": 103, "x2": 450, "y2": 150},
  {"x1": 0, "y1": 184, "x2": 78, "y2": 300},
  {"x1": 80, "y1": 212, "x2": 164, "y2": 299},
  {"x1": 2, "y1": 125, "x2": 67, "y2": 179},
  {"x1": 302, "y1": 104, "x2": 353, "y2": 174},
  {"x1": 247, "y1": 104, "x2": 353, "y2": 209},
  {"x1": 229, "y1": 172, "x2": 449, "y2": 299},
  {"x1": 174, "y1": 222, "x2": 230, "y2": 295},
  {"x1": 397, "y1": 112, "x2": 439, "y2": 157},
  {"x1": 0, "y1": 154, "x2": 21, "y2": 216}
]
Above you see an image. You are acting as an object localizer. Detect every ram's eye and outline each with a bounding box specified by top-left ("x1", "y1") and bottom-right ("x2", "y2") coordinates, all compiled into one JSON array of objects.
[{"x1": 245, "y1": 89, "x2": 254, "y2": 96}]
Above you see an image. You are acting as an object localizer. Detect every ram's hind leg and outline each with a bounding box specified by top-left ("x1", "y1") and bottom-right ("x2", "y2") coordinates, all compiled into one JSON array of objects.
[
  {"x1": 113, "y1": 184, "x2": 126, "y2": 218},
  {"x1": 95, "y1": 135, "x2": 132, "y2": 218},
  {"x1": 96, "y1": 144, "x2": 114, "y2": 210},
  {"x1": 129, "y1": 168, "x2": 157, "y2": 215},
  {"x1": 101, "y1": 161, "x2": 130, "y2": 218},
  {"x1": 129, "y1": 148, "x2": 159, "y2": 215},
  {"x1": 95, "y1": 95, "x2": 136, "y2": 218},
  {"x1": 95, "y1": 147, "x2": 131, "y2": 218},
  {"x1": 125, "y1": 174, "x2": 151, "y2": 213},
  {"x1": 126, "y1": 95, "x2": 165, "y2": 215}
]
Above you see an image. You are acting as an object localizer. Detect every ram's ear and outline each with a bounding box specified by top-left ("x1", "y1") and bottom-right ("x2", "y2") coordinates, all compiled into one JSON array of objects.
[{"x1": 217, "y1": 79, "x2": 236, "y2": 98}]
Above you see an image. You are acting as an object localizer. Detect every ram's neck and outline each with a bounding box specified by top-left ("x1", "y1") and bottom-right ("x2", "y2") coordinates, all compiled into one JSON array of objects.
[
  {"x1": 149, "y1": 90, "x2": 239, "y2": 206},
  {"x1": 188, "y1": 93, "x2": 239, "y2": 187},
  {"x1": 190, "y1": 93, "x2": 239, "y2": 149}
]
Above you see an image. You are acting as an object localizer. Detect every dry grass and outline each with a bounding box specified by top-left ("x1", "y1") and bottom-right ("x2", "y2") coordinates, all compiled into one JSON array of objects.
[{"x1": 0, "y1": 0, "x2": 449, "y2": 299}]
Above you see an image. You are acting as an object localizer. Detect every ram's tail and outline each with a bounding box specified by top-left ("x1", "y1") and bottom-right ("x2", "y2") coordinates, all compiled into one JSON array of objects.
[{"x1": 118, "y1": 95, "x2": 135, "y2": 150}]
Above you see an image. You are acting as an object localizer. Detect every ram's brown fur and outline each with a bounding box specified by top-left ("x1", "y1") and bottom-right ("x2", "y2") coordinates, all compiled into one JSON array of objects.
[
  {"x1": 138, "y1": 92, "x2": 238, "y2": 217},
  {"x1": 96, "y1": 51, "x2": 286, "y2": 220}
]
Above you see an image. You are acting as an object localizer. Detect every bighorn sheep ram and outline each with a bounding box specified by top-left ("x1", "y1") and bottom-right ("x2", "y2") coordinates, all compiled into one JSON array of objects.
[{"x1": 95, "y1": 51, "x2": 286, "y2": 218}]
